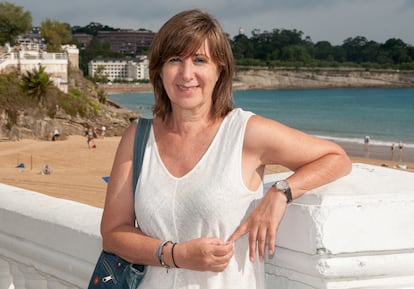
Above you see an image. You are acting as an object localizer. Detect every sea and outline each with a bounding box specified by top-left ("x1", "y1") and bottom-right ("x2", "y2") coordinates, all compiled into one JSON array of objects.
[{"x1": 108, "y1": 87, "x2": 414, "y2": 150}]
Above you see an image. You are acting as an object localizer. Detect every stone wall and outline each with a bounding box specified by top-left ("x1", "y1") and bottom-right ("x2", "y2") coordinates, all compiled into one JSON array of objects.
[{"x1": 1, "y1": 163, "x2": 414, "y2": 288}]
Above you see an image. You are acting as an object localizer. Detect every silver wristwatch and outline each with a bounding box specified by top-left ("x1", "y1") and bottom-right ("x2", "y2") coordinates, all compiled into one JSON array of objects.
[{"x1": 273, "y1": 180, "x2": 292, "y2": 203}]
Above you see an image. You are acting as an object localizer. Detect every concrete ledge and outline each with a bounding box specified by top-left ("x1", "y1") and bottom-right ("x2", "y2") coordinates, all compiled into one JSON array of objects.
[
  {"x1": 0, "y1": 184, "x2": 102, "y2": 288},
  {"x1": 264, "y1": 163, "x2": 414, "y2": 288},
  {"x1": 1, "y1": 163, "x2": 414, "y2": 288}
]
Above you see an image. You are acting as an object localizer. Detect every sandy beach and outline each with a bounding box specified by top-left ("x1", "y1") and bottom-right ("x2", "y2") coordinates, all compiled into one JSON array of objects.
[{"x1": 1, "y1": 135, "x2": 412, "y2": 208}]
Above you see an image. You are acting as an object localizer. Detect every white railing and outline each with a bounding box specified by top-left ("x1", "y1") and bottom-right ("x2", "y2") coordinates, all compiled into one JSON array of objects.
[
  {"x1": 0, "y1": 53, "x2": 10, "y2": 63},
  {"x1": 1, "y1": 51, "x2": 67, "y2": 61},
  {"x1": 0, "y1": 51, "x2": 68, "y2": 72},
  {"x1": 0, "y1": 184, "x2": 102, "y2": 289},
  {"x1": 0, "y1": 53, "x2": 12, "y2": 71},
  {"x1": 0, "y1": 51, "x2": 69, "y2": 93},
  {"x1": 1, "y1": 163, "x2": 414, "y2": 289}
]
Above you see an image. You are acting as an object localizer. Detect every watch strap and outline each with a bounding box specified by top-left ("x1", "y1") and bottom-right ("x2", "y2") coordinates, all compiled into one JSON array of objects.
[{"x1": 273, "y1": 180, "x2": 292, "y2": 203}]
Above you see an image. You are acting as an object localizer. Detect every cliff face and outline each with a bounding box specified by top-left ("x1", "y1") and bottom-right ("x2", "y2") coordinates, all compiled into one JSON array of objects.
[
  {"x1": 233, "y1": 68, "x2": 414, "y2": 90},
  {"x1": 0, "y1": 69, "x2": 139, "y2": 141},
  {"x1": 0, "y1": 101, "x2": 138, "y2": 141},
  {"x1": 99, "y1": 68, "x2": 414, "y2": 94}
]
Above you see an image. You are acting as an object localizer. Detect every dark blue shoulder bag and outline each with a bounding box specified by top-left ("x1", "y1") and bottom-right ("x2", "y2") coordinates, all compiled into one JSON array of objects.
[{"x1": 87, "y1": 118, "x2": 152, "y2": 289}]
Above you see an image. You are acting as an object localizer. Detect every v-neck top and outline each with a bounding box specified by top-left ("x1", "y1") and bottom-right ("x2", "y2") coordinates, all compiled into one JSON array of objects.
[{"x1": 135, "y1": 108, "x2": 265, "y2": 289}]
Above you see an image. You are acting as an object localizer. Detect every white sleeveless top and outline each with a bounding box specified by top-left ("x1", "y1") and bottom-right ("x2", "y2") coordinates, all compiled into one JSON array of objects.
[{"x1": 135, "y1": 108, "x2": 265, "y2": 289}]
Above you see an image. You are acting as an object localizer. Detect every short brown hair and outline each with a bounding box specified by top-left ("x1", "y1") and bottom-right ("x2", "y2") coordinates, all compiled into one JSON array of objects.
[{"x1": 149, "y1": 9, "x2": 235, "y2": 121}]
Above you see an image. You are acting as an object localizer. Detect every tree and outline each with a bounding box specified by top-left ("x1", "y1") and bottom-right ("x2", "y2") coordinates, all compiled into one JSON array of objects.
[
  {"x1": 381, "y1": 38, "x2": 411, "y2": 64},
  {"x1": 360, "y1": 40, "x2": 381, "y2": 63},
  {"x1": 232, "y1": 33, "x2": 254, "y2": 59},
  {"x1": 93, "y1": 65, "x2": 109, "y2": 83},
  {"x1": 314, "y1": 41, "x2": 334, "y2": 61},
  {"x1": 21, "y1": 65, "x2": 53, "y2": 105},
  {"x1": 342, "y1": 36, "x2": 369, "y2": 63},
  {"x1": 78, "y1": 37, "x2": 119, "y2": 73},
  {"x1": 72, "y1": 22, "x2": 119, "y2": 36},
  {"x1": 280, "y1": 45, "x2": 312, "y2": 63},
  {"x1": 41, "y1": 19, "x2": 72, "y2": 52},
  {"x1": 0, "y1": 1, "x2": 32, "y2": 45}
]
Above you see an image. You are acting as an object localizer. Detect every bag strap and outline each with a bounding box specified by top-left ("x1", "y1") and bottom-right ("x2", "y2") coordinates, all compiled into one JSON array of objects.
[{"x1": 132, "y1": 118, "x2": 152, "y2": 200}]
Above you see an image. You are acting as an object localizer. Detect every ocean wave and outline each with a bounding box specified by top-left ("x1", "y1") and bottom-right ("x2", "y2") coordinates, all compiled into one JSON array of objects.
[{"x1": 317, "y1": 135, "x2": 414, "y2": 149}]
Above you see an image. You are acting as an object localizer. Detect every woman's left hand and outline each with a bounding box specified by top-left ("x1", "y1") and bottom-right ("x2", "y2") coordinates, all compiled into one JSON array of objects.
[{"x1": 227, "y1": 188, "x2": 288, "y2": 262}]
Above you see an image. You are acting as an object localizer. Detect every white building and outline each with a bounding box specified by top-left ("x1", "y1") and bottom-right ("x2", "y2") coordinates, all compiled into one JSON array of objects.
[
  {"x1": 88, "y1": 56, "x2": 149, "y2": 81},
  {"x1": 0, "y1": 44, "x2": 79, "y2": 93}
]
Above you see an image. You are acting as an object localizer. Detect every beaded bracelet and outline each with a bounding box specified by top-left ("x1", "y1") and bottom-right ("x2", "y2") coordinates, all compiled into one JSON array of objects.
[
  {"x1": 171, "y1": 242, "x2": 180, "y2": 268},
  {"x1": 157, "y1": 240, "x2": 172, "y2": 270}
]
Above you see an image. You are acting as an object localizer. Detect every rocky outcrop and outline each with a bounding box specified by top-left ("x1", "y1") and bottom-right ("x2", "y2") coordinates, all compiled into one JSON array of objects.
[
  {"x1": 100, "y1": 83, "x2": 152, "y2": 94},
  {"x1": 233, "y1": 67, "x2": 414, "y2": 90},
  {"x1": 0, "y1": 103, "x2": 138, "y2": 141},
  {"x1": 0, "y1": 68, "x2": 139, "y2": 141}
]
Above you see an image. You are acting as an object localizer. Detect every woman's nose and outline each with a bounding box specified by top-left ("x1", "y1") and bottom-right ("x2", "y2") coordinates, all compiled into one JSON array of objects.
[{"x1": 180, "y1": 60, "x2": 194, "y2": 81}]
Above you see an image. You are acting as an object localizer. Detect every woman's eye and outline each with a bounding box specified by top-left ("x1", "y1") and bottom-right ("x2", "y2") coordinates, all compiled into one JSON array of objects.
[
  {"x1": 168, "y1": 57, "x2": 181, "y2": 63},
  {"x1": 194, "y1": 57, "x2": 206, "y2": 64}
]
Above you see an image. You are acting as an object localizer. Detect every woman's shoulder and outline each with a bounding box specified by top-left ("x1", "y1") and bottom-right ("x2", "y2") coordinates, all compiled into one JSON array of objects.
[
  {"x1": 221, "y1": 109, "x2": 259, "y2": 138},
  {"x1": 119, "y1": 120, "x2": 139, "y2": 143},
  {"x1": 226, "y1": 108, "x2": 255, "y2": 121}
]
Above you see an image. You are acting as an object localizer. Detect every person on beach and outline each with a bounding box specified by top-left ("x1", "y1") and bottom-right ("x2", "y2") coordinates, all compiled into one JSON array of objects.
[
  {"x1": 41, "y1": 164, "x2": 52, "y2": 175},
  {"x1": 101, "y1": 125, "x2": 106, "y2": 139},
  {"x1": 87, "y1": 127, "x2": 96, "y2": 149},
  {"x1": 399, "y1": 140, "x2": 404, "y2": 161},
  {"x1": 391, "y1": 143, "x2": 395, "y2": 161},
  {"x1": 100, "y1": 9, "x2": 352, "y2": 289},
  {"x1": 364, "y1": 135, "x2": 370, "y2": 158},
  {"x1": 52, "y1": 128, "x2": 60, "y2": 141}
]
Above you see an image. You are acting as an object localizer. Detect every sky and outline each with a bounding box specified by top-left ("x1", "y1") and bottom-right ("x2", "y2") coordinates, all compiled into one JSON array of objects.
[{"x1": 7, "y1": 0, "x2": 414, "y2": 45}]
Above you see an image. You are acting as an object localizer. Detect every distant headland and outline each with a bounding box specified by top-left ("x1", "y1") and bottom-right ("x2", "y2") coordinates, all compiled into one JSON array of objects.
[{"x1": 100, "y1": 67, "x2": 414, "y2": 94}]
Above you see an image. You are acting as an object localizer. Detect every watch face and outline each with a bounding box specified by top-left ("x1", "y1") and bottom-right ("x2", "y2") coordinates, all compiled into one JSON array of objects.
[{"x1": 276, "y1": 180, "x2": 289, "y2": 191}]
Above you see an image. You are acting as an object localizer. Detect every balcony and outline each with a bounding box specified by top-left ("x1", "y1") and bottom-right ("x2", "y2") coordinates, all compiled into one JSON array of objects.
[
  {"x1": 0, "y1": 50, "x2": 69, "y2": 93},
  {"x1": 1, "y1": 163, "x2": 414, "y2": 289}
]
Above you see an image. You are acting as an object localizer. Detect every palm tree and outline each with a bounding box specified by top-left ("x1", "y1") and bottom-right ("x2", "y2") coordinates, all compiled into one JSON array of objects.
[{"x1": 21, "y1": 65, "x2": 53, "y2": 105}]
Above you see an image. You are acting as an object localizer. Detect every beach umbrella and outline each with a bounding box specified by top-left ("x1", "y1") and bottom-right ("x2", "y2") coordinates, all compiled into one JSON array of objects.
[{"x1": 102, "y1": 176, "x2": 110, "y2": 183}]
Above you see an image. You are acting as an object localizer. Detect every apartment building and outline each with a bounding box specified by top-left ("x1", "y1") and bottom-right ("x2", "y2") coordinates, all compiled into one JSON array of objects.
[
  {"x1": 72, "y1": 33, "x2": 94, "y2": 48},
  {"x1": 88, "y1": 56, "x2": 149, "y2": 81},
  {"x1": 16, "y1": 26, "x2": 46, "y2": 51},
  {"x1": 96, "y1": 29, "x2": 155, "y2": 54}
]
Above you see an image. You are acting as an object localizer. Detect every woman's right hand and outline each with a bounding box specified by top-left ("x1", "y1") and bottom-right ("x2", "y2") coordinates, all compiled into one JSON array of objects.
[{"x1": 173, "y1": 237, "x2": 233, "y2": 272}]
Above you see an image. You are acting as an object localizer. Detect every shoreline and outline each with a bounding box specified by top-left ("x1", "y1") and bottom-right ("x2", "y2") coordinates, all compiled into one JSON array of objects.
[
  {"x1": 0, "y1": 136, "x2": 412, "y2": 208},
  {"x1": 100, "y1": 83, "x2": 414, "y2": 95},
  {"x1": 104, "y1": 88, "x2": 414, "y2": 150},
  {"x1": 335, "y1": 140, "x2": 414, "y2": 163},
  {"x1": 99, "y1": 67, "x2": 414, "y2": 94}
]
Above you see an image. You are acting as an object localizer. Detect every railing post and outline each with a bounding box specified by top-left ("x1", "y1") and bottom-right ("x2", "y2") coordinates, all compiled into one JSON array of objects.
[
  {"x1": 20, "y1": 266, "x2": 47, "y2": 289},
  {"x1": 0, "y1": 259, "x2": 13, "y2": 289},
  {"x1": 10, "y1": 263, "x2": 25, "y2": 289}
]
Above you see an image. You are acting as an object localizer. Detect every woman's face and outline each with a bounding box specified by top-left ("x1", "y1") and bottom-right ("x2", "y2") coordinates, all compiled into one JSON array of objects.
[{"x1": 160, "y1": 39, "x2": 220, "y2": 114}]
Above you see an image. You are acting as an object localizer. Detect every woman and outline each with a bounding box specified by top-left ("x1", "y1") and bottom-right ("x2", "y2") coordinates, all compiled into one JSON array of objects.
[{"x1": 101, "y1": 9, "x2": 352, "y2": 289}]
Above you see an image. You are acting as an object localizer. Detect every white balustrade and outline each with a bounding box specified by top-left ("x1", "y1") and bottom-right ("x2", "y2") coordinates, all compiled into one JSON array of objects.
[
  {"x1": 1, "y1": 163, "x2": 414, "y2": 289},
  {"x1": 0, "y1": 183, "x2": 102, "y2": 289},
  {"x1": 264, "y1": 163, "x2": 414, "y2": 289}
]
